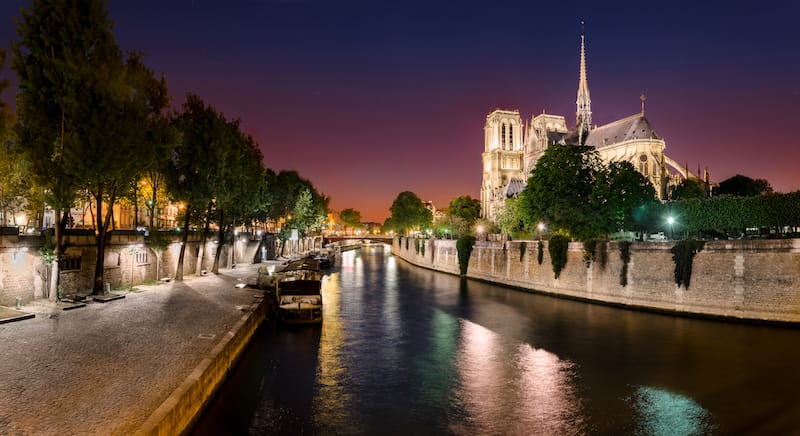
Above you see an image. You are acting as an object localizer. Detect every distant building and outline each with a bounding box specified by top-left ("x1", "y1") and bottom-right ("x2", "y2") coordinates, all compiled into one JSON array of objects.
[{"x1": 481, "y1": 33, "x2": 705, "y2": 221}]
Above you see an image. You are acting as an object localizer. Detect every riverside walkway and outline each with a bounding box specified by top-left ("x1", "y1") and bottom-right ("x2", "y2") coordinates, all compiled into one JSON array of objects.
[{"x1": 0, "y1": 263, "x2": 268, "y2": 435}]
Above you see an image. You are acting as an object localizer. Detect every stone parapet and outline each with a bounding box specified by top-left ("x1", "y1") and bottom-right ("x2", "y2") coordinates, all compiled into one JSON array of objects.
[{"x1": 392, "y1": 237, "x2": 800, "y2": 324}]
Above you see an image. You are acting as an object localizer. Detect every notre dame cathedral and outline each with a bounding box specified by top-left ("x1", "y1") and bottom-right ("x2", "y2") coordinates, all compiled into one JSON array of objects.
[{"x1": 480, "y1": 33, "x2": 705, "y2": 221}]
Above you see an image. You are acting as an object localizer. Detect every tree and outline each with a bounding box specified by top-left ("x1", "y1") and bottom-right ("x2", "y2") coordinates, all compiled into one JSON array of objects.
[
  {"x1": 389, "y1": 191, "x2": 432, "y2": 235},
  {"x1": 339, "y1": 208, "x2": 362, "y2": 232},
  {"x1": 495, "y1": 197, "x2": 523, "y2": 238},
  {"x1": 447, "y1": 195, "x2": 481, "y2": 224},
  {"x1": 716, "y1": 174, "x2": 772, "y2": 197},
  {"x1": 0, "y1": 49, "x2": 24, "y2": 227},
  {"x1": 12, "y1": 0, "x2": 165, "y2": 295},
  {"x1": 433, "y1": 214, "x2": 469, "y2": 239},
  {"x1": 518, "y1": 144, "x2": 603, "y2": 240},
  {"x1": 593, "y1": 160, "x2": 657, "y2": 233},
  {"x1": 169, "y1": 94, "x2": 224, "y2": 280},
  {"x1": 670, "y1": 178, "x2": 707, "y2": 201}
]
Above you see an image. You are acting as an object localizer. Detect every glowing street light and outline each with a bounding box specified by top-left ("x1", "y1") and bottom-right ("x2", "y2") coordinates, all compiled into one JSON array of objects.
[{"x1": 667, "y1": 216, "x2": 675, "y2": 240}]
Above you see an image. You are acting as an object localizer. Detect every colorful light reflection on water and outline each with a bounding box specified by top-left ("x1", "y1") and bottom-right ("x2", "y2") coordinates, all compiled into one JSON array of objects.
[{"x1": 193, "y1": 245, "x2": 800, "y2": 435}]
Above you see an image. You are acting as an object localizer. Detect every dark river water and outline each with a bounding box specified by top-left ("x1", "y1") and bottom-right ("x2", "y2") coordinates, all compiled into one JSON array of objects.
[{"x1": 192, "y1": 244, "x2": 800, "y2": 435}]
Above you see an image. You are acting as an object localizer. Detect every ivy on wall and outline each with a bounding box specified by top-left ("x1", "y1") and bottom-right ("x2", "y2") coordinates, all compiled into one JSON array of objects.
[
  {"x1": 671, "y1": 240, "x2": 705, "y2": 289},
  {"x1": 582, "y1": 240, "x2": 598, "y2": 268},
  {"x1": 619, "y1": 241, "x2": 631, "y2": 287},
  {"x1": 456, "y1": 235, "x2": 476, "y2": 275},
  {"x1": 537, "y1": 241, "x2": 544, "y2": 265},
  {"x1": 414, "y1": 238, "x2": 420, "y2": 254},
  {"x1": 548, "y1": 235, "x2": 569, "y2": 279},
  {"x1": 519, "y1": 242, "x2": 527, "y2": 262}
]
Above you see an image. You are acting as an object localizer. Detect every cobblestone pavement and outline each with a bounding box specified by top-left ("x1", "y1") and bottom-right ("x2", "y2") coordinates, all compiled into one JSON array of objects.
[{"x1": 0, "y1": 263, "x2": 268, "y2": 436}]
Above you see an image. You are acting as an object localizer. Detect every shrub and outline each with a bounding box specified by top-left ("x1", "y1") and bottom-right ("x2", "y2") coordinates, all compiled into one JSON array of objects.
[
  {"x1": 456, "y1": 235, "x2": 477, "y2": 275},
  {"x1": 582, "y1": 239, "x2": 598, "y2": 268},
  {"x1": 537, "y1": 241, "x2": 544, "y2": 265},
  {"x1": 548, "y1": 235, "x2": 569, "y2": 279},
  {"x1": 619, "y1": 241, "x2": 632, "y2": 287},
  {"x1": 671, "y1": 240, "x2": 705, "y2": 289}
]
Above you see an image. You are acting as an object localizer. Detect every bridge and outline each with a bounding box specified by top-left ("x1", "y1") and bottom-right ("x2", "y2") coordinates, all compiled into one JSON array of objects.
[{"x1": 324, "y1": 235, "x2": 394, "y2": 245}]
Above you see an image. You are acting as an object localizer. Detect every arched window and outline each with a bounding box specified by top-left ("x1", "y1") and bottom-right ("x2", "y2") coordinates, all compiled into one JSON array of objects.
[
  {"x1": 501, "y1": 124, "x2": 506, "y2": 148},
  {"x1": 509, "y1": 124, "x2": 514, "y2": 149}
]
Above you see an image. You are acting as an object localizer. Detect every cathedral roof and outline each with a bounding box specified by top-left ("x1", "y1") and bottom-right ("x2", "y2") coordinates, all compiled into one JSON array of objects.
[
  {"x1": 585, "y1": 113, "x2": 662, "y2": 148},
  {"x1": 502, "y1": 178, "x2": 526, "y2": 198}
]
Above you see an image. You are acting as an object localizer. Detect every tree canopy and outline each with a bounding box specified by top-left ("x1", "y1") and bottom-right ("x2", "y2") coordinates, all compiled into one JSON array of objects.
[
  {"x1": 670, "y1": 178, "x2": 707, "y2": 200},
  {"x1": 518, "y1": 144, "x2": 604, "y2": 240},
  {"x1": 339, "y1": 208, "x2": 362, "y2": 230},
  {"x1": 518, "y1": 144, "x2": 660, "y2": 240},
  {"x1": 716, "y1": 174, "x2": 772, "y2": 197},
  {"x1": 389, "y1": 191, "x2": 432, "y2": 235},
  {"x1": 447, "y1": 195, "x2": 481, "y2": 224}
]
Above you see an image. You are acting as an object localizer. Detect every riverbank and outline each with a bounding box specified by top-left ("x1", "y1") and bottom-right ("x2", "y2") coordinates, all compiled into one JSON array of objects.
[
  {"x1": 0, "y1": 262, "x2": 270, "y2": 435},
  {"x1": 392, "y1": 237, "x2": 800, "y2": 324}
]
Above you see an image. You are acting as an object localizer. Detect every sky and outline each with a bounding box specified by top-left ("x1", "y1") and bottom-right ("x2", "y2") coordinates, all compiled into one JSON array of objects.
[{"x1": 1, "y1": 0, "x2": 799, "y2": 222}]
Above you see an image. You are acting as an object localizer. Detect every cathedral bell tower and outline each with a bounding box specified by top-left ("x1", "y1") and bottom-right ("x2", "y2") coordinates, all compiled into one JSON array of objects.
[{"x1": 575, "y1": 28, "x2": 592, "y2": 144}]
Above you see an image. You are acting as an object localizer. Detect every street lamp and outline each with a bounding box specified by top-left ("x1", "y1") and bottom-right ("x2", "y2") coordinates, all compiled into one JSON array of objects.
[{"x1": 667, "y1": 216, "x2": 675, "y2": 240}]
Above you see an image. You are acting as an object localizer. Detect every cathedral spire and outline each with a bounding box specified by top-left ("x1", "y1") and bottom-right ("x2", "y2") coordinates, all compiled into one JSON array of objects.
[{"x1": 576, "y1": 23, "x2": 592, "y2": 140}]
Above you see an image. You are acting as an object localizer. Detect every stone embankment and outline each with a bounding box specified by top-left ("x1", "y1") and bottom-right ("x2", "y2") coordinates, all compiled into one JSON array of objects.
[
  {"x1": 0, "y1": 262, "x2": 273, "y2": 435},
  {"x1": 393, "y1": 237, "x2": 800, "y2": 324}
]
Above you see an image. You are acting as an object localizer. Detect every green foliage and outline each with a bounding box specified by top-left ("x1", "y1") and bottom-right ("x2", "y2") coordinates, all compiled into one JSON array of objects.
[
  {"x1": 433, "y1": 214, "x2": 469, "y2": 239},
  {"x1": 596, "y1": 240, "x2": 608, "y2": 270},
  {"x1": 670, "y1": 178, "x2": 707, "y2": 200},
  {"x1": 496, "y1": 197, "x2": 523, "y2": 239},
  {"x1": 716, "y1": 174, "x2": 772, "y2": 197},
  {"x1": 447, "y1": 195, "x2": 481, "y2": 224},
  {"x1": 519, "y1": 144, "x2": 603, "y2": 240},
  {"x1": 593, "y1": 161, "x2": 657, "y2": 233},
  {"x1": 38, "y1": 230, "x2": 57, "y2": 265},
  {"x1": 582, "y1": 239, "x2": 598, "y2": 268},
  {"x1": 390, "y1": 191, "x2": 433, "y2": 235},
  {"x1": 339, "y1": 208, "x2": 362, "y2": 230},
  {"x1": 456, "y1": 235, "x2": 476, "y2": 275},
  {"x1": 671, "y1": 240, "x2": 705, "y2": 289},
  {"x1": 619, "y1": 241, "x2": 631, "y2": 287},
  {"x1": 519, "y1": 241, "x2": 527, "y2": 262},
  {"x1": 420, "y1": 239, "x2": 426, "y2": 257},
  {"x1": 548, "y1": 235, "x2": 569, "y2": 279},
  {"x1": 537, "y1": 240, "x2": 544, "y2": 265},
  {"x1": 661, "y1": 192, "x2": 800, "y2": 237},
  {"x1": 414, "y1": 238, "x2": 420, "y2": 254}
]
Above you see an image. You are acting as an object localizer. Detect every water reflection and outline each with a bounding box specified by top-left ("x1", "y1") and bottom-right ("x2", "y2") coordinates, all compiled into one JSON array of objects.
[{"x1": 193, "y1": 245, "x2": 800, "y2": 435}]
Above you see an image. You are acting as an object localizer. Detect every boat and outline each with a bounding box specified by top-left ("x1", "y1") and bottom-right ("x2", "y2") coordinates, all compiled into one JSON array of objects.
[
  {"x1": 314, "y1": 247, "x2": 336, "y2": 268},
  {"x1": 274, "y1": 256, "x2": 323, "y2": 325}
]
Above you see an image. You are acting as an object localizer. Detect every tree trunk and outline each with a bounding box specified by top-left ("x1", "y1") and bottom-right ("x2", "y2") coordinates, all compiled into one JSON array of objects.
[
  {"x1": 212, "y1": 208, "x2": 225, "y2": 274},
  {"x1": 196, "y1": 201, "x2": 213, "y2": 275},
  {"x1": 92, "y1": 190, "x2": 107, "y2": 295},
  {"x1": 175, "y1": 205, "x2": 192, "y2": 281}
]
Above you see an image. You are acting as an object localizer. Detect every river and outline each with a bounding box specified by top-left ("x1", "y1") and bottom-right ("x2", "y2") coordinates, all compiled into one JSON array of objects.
[{"x1": 191, "y1": 243, "x2": 800, "y2": 435}]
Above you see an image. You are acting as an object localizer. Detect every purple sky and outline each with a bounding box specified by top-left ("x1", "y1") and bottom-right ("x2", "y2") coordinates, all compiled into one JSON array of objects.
[{"x1": 2, "y1": 0, "x2": 799, "y2": 222}]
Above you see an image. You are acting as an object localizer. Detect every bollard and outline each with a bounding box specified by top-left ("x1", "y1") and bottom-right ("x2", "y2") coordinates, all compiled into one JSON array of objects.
[
  {"x1": 15, "y1": 296, "x2": 21, "y2": 310},
  {"x1": 105, "y1": 282, "x2": 111, "y2": 294}
]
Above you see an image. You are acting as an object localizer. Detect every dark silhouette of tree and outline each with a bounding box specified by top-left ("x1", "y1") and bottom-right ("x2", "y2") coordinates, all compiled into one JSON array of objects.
[
  {"x1": 716, "y1": 174, "x2": 772, "y2": 197},
  {"x1": 670, "y1": 178, "x2": 707, "y2": 201}
]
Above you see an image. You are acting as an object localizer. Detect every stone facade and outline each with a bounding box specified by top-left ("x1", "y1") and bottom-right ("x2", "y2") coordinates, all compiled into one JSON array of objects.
[
  {"x1": 393, "y1": 237, "x2": 800, "y2": 324},
  {"x1": 0, "y1": 232, "x2": 301, "y2": 305}
]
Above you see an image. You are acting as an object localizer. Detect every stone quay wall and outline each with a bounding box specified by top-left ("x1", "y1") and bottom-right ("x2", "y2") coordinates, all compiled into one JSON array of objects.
[
  {"x1": 0, "y1": 232, "x2": 316, "y2": 305},
  {"x1": 392, "y1": 237, "x2": 800, "y2": 324}
]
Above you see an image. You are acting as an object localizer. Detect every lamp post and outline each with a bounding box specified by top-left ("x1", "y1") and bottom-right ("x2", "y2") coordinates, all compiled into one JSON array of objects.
[{"x1": 537, "y1": 222, "x2": 545, "y2": 241}]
